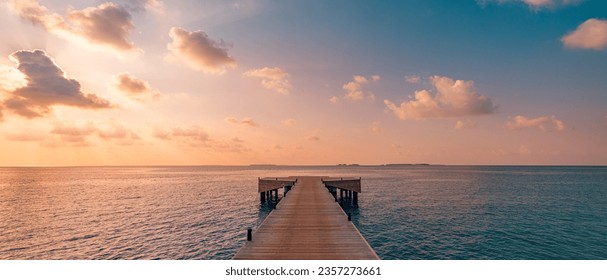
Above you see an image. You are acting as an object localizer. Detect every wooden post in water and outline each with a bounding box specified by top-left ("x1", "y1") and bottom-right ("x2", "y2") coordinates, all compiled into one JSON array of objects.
[
  {"x1": 247, "y1": 228, "x2": 252, "y2": 241},
  {"x1": 353, "y1": 191, "x2": 358, "y2": 204},
  {"x1": 260, "y1": 192, "x2": 266, "y2": 202}
]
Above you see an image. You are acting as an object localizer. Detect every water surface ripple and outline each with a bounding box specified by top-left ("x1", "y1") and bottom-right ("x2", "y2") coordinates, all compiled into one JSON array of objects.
[{"x1": 0, "y1": 166, "x2": 605, "y2": 259}]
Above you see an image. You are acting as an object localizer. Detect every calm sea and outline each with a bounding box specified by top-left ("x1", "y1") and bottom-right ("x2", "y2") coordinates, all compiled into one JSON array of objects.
[{"x1": 0, "y1": 166, "x2": 605, "y2": 260}]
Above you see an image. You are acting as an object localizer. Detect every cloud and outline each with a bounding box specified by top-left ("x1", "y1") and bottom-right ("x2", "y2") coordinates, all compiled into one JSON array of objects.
[
  {"x1": 226, "y1": 117, "x2": 258, "y2": 127},
  {"x1": 5, "y1": 132, "x2": 45, "y2": 142},
  {"x1": 123, "y1": 0, "x2": 165, "y2": 14},
  {"x1": 96, "y1": 122, "x2": 140, "y2": 144},
  {"x1": 240, "y1": 117, "x2": 258, "y2": 127},
  {"x1": 384, "y1": 75, "x2": 497, "y2": 120},
  {"x1": 45, "y1": 120, "x2": 140, "y2": 146},
  {"x1": 478, "y1": 0, "x2": 580, "y2": 9},
  {"x1": 47, "y1": 121, "x2": 97, "y2": 146},
  {"x1": 7, "y1": 0, "x2": 138, "y2": 53},
  {"x1": 5, "y1": 120, "x2": 140, "y2": 147},
  {"x1": 243, "y1": 67, "x2": 291, "y2": 94},
  {"x1": 155, "y1": 125, "x2": 210, "y2": 147},
  {"x1": 51, "y1": 121, "x2": 97, "y2": 136},
  {"x1": 0, "y1": 50, "x2": 112, "y2": 119},
  {"x1": 171, "y1": 126, "x2": 210, "y2": 142},
  {"x1": 371, "y1": 121, "x2": 382, "y2": 134},
  {"x1": 0, "y1": 65, "x2": 27, "y2": 92},
  {"x1": 167, "y1": 27, "x2": 236, "y2": 74},
  {"x1": 154, "y1": 125, "x2": 250, "y2": 152},
  {"x1": 152, "y1": 127, "x2": 171, "y2": 140},
  {"x1": 335, "y1": 74, "x2": 380, "y2": 103},
  {"x1": 212, "y1": 140, "x2": 251, "y2": 153},
  {"x1": 518, "y1": 145, "x2": 532, "y2": 155},
  {"x1": 505, "y1": 115, "x2": 566, "y2": 131},
  {"x1": 455, "y1": 120, "x2": 477, "y2": 129},
  {"x1": 405, "y1": 75, "x2": 421, "y2": 84},
  {"x1": 114, "y1": 73, "x2": 160, "y2": 101},
  {"x1": 281, "y1": 118, "x2": 297, "y2": 126},
  {"x1": 306, "y1": 135, "x2": 320, "y2": 142},
  {"x1": 143, "y1": 0, "x2": 165, "y2": 14},
  {"x1": 522, "y1": 0, "x2": 553, "y2": 7},
  {"x1": 561, "y1": 18, "x2": 607, "y2": 50}
]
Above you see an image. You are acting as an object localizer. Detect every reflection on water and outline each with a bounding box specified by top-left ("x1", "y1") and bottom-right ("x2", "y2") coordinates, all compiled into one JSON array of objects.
[{"x1": 0, "y1": 166, "x2": 606, "y2": 259}]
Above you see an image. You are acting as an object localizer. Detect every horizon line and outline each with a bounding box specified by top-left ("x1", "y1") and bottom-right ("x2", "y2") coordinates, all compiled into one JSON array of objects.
[{"x1": 0, "y1": 164, "x2": 606, "y2": 168}]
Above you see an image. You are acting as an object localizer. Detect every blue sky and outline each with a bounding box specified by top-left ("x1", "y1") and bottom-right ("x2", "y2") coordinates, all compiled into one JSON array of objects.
[{"x1": 0, "y1": 0, "x2": 606, "y2": 165}]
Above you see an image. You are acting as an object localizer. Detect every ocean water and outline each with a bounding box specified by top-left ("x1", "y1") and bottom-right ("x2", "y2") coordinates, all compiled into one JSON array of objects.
[{"x1": 0, "y1": 165, "x2": 605, "y2": 260}]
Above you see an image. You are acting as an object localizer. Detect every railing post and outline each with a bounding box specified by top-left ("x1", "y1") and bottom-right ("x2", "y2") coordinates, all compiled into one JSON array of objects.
[{"x1": 347, "y1": 213, "x2": 352, "y2": 221}]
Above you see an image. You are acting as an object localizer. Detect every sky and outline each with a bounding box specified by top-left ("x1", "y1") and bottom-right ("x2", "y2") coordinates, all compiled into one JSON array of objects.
[{"x1": 0, "y1": 0, "x2": 606, "y2": 166}]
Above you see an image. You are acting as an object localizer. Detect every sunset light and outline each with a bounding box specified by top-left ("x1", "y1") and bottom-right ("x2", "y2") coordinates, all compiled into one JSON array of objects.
[{"x1": 0, "y1": 0, "x2": 606, "y2": 166}]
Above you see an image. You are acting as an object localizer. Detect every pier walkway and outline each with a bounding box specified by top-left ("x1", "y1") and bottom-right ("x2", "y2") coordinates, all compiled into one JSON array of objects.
[{"x1": 233, "y1": 176, "x2": 378, "y2": 260}]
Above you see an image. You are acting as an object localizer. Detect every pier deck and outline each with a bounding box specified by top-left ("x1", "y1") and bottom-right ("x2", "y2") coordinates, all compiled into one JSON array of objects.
[{"x1": 233, "y1": 176, "x2": 378, "y2": 260}]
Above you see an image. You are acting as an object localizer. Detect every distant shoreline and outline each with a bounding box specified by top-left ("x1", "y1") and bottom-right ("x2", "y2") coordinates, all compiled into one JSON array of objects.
[{"x1": 0, "y1": 164, "x2": 606, "y2": 168}]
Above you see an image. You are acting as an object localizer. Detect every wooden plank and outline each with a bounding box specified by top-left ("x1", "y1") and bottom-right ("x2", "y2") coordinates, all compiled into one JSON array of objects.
[
  {"x1": 234, "y1": 176, "x2": 378, "y2": 260},
  {"x1": 322, "y1": 177, "x2": 361, "y2": 193},
  {"x1": 258, "y1": 177, "x2": 297, "y2": 192}
]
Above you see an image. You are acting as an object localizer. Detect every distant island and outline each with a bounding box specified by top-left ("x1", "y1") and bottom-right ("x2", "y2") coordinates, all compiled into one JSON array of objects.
[{"x1": 382, "y1": 163, "x2": 431, "y2": 166}]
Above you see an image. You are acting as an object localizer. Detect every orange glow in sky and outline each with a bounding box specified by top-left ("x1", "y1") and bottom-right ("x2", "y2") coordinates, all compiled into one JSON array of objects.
[{"x1": 0, "y1": 0, "x2": 606, "y2": 166}]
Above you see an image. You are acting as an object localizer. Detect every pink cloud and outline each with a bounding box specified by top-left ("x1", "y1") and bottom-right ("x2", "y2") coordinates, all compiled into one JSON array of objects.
[
  {"x1": 505, "y1": 115, "x2": 566, "y2": 131},
  {"x1": 455, "y1": 120, "x2": 477, "y2": 130},
  {"x1": 562, "y1": 18, "x2": 607, "y2": 50},
  {"x1": 114, "y1": 73, "x2": 160, "y2": 102},
  {"x1": 225, "y1": 117, "x2": 259, "y2": 127},
  {"x1": 1, "y1": 50, "x2": 112, "y2": 119},
  {"x1": 8, "y1": 0, "x2": 139, "y2": 52},
  {"x1": 244, "y1": 67, "x2": 291, "y2": 94},
  {"x1": 384, "y1": 75, "x2": 497, "y2": 120},
  {"x1": 167, "y1": 27, "x2": 236, "y2": 74},
  {"x1": 281, "y1": 118, "x2": 297, "y2": 126},
  {"x1": 478, "y1": 0, "x2": 580, "y2": 9},
  {"x1": 340, "y1": 74, "x2": 380, "y2": 102}
]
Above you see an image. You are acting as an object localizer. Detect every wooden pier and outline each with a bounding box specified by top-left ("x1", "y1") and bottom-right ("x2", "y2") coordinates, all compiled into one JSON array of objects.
[{"x1": 233, "y1": 176, "x2": 379, "y2": 260}]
